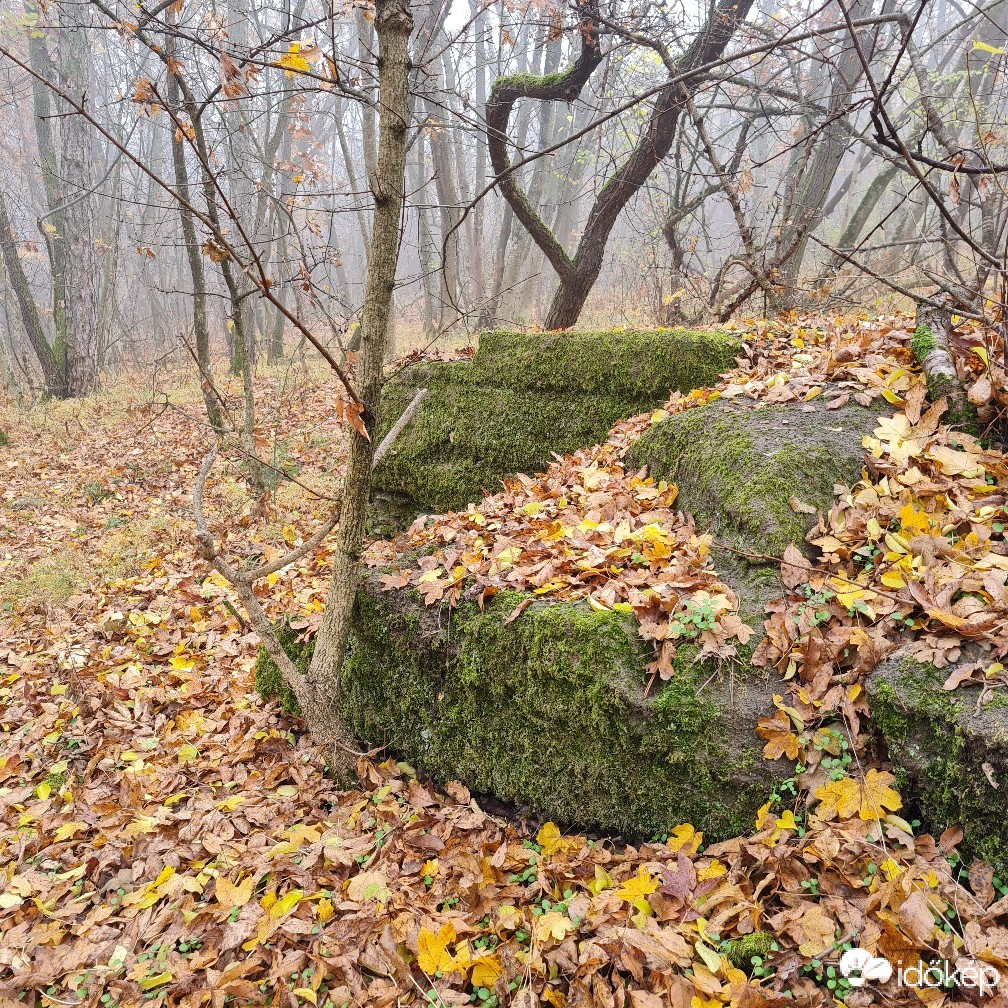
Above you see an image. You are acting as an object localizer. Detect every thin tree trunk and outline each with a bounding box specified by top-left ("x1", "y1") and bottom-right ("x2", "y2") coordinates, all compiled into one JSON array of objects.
[
  {"x1": 166, "y1": 17, "x2": 222, "y2": 431},
  {"x1": 305, "y1": 0, "x2": 412, "y2": 779}
]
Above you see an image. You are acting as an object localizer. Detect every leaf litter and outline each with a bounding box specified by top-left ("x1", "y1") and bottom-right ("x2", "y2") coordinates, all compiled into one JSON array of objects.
[{"x1": 2, "y1": 319, "x2": 1008, "y2": 1006}]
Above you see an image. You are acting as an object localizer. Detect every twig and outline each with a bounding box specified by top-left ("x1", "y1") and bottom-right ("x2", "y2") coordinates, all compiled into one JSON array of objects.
[
  {"x1": 191, "y1": 388, "x2": 430, "y2": 705},
  {"x1": 372, "y1": 387, "x2": 427, "y2": 468}
]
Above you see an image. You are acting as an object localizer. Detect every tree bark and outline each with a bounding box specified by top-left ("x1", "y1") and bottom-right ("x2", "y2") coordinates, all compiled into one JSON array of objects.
[
  {"x1": 305, "y1": 0, "x2": 412, "y2": 779},
  {"x1": 913, "y1": 298, "x2": 977, "y2": 432},
  {"x1": 166, "y1": 17, "x2": 222, "y2": 432},
  {"x1": 0, "y1": 192, "x2": 61, "y2": 394}
]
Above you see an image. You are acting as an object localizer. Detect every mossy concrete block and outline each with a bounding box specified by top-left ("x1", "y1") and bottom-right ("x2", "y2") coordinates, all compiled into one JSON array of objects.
[
  {"x1": 467, "y1": 328, "x2": 742, "y2": 399},
  {"x1": 373, "y1": 328, "x2": 741, "y2": 515},
  {"x1": 868, "y1": 654, "x2": 1008, "y2": 868},
  {"x1": 336, "y1": 573, "x2": 789, "y2": 841},
  {"x1": 626, "y1": 393, "x2": 884, "y2": 570}
]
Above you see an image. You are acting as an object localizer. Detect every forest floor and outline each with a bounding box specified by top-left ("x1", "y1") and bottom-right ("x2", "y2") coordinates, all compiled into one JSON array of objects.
[{"x1": 2, "y1": 316, "x2": 1008, "y2": 1008}]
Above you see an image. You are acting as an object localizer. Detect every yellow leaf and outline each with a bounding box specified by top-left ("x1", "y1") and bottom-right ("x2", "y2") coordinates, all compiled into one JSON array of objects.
[
  {"x1": 697, "y1": 859, "x2": 727, "y2": 881},
  {"x1": 470, "y1": 951, "x2": 503, "y2": 987},
  {"x1": 899, "y1": 504, "x2": 931, "y2": 536},
  {"x1": 692, "y1": 995, "x2": 723, "y2": 1008},
  {"x1": 537, "y1": 821, "x2": 565, "y2": 855},
  {"x1": 270, "y1": 889, "x2": 304, "y2": 920},
  {"x1": 588, "y1": 864, "x2": 613, "y2": 895},
  {"x1": 666, "y1": 823, "x2": 702, "y2": 853},
  {"x1": 139, "y1": 971, "x2": 172, "y2": 991},
  {"x1": 880, "y1": 569, "x2": 907, "y2": 589},
  {"x1": 316, "y1": 897, "x2": 334, "y2": 924},
  {"x1": 973, "y1": 40, "x2": 1005, "y2": 54},
  {"x1": 417, "y1": 923, "x2": 457, "y2": 975},
  {"x1": 616, "y1": 866, "x2": 658, "y2": 902},
  {"x1": 215, "y1": 875, "x2": 254, "y2": 911},
  {"x1": 177, "y1": 743, "x2": 198, "y2": 764},
  {"x1": 53, "y1": 821, "x2": 87, "y2": 842},
  {"x1": 814, "y1": 769, "x2": 902, "y2": 821},
  {"x1": 534, "y1": 910, "x2": 574, "y2": 942},
  {"x1": 276, "y1": 42, "x2": 311, "y2": 75},
  {"x1": 293, "y1": 989, "x2": 317, "y2": 1004},
  {"x1": 695, "y1": 940, "x2": 722, "y2": 973}
]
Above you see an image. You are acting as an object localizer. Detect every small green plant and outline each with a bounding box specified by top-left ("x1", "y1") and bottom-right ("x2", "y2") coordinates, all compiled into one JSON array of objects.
[
  {"x1": 668, "y1": 595, "x2": 719, "y2": 639},
  {"x1": 83, "y1": 481, "x2": 111, "y2": 504},
  {"x1": 796, "y1": 583, "x2": 835, "y2": 625}
]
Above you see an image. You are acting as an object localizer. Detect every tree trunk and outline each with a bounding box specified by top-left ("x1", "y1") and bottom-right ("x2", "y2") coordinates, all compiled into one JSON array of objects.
[
  {"x1": 913, "y1": 299, "x2": 977, "y2": 432},
  {"x1": 305, "y1": 0, "x2": 412, "y2": 779},
  {"x1": 0, "y1": 192, "x2": 61, "y2": 394},
  {"x1": 166, "y1": 18, "x2": 222, "y2": 432},
  {"x1": 487, "y1": 0, "x2": 755, "y2": 330},
  {"x1": 55, "y1": 9, "x2": 100, "y2": 396}
]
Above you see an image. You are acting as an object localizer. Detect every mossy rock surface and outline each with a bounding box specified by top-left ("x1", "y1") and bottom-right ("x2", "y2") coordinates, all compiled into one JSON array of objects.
[
  {"x1": 258, "y1": 392, "x2": 905, "y2": 839},
  {"x1": 626, "y1": 392, "x2": 885, "y2": 598},
  {"x1": 335, "y1": 572, "x2": 789, "y2": 841},
  {"x1": 868, "y1": 653, "x2": 1008, "y2": 869},
  {"x1": 373, "y1": 328, "x2": 741, "y2": 515}
]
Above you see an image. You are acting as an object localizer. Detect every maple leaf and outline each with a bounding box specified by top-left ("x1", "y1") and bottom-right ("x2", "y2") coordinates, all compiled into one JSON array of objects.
[
  {"x1": 756, "y1": 709, "x2": 800, "y2": 761},
  {"x1": 617, "y1": 866, "x2": 658, "y2": 902},
  {"x1": 417, "y1": 923, "x2": 457, "y2": 976},
  {"x1": 536, "y1": 821, "x2": 570, "y2": 856},
  {"x1": 534, "y1": 910, "x2": 574, "y2": 942},
  {"x1": 470, "y1": 951, "x2": 503, "y2": 987},
  {"x1": 215, "y1": 874, "x2": 254, "y2": 912},
  {"x1": 814, "y1": 769, "x2": 902, "y2": 821},
  {"x1": 276, "y1": 42, "x2": 311, "y2": 76}
]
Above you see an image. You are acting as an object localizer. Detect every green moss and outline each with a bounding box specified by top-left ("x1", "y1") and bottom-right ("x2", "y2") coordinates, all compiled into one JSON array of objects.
[
  {"x1": 334, "y1": 579, "x2": 785, "y2": 841},
  {"x1": 911, "y1": 325, "x2": 979, "y2": 434},
  {"x1": 723, "y1": 931, "x2": 774, "y2": 969},
  {"x1": 983, "y1": 692, "x2": 1008, "y2": 711},
  {"x1": 254, "y1": 621, "x2": 314, "y2": 716},
  {"x1": 467, "y1": 328, "x2": 741, "y2": 399},
  {"x1": 869, "y1": 658, "x2": 1008, "y2": 869},
  {"x1": 374, "y1": 328, "x2": 740, "y2": 515},
  {"x1": 491, "y1": 69, "x2": 584, "y2": 99},
  {"x1": 626, "y1": 396, "x2": 880, "y2": 566},
  {"x1": 911, "y1": 324, "x2": 936, "y2": 364}
]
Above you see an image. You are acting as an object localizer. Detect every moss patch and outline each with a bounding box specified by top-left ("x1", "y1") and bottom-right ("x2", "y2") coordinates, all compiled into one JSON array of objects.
[
  {"x1": 373, "y1": 328, "x2": 741, "y2": 515},
  {"x1": 254, "y1": 622, "x2": 314, "y2": 716},
  {"x1": 868, "y1": 655, "x2": 1008, "y2": 869},
  {"x1": 332, "y1": 575, "x2": 787, "y2": 841},
  {"x1": 626, "y1": 393, "x2": 884, "y2": 569}
]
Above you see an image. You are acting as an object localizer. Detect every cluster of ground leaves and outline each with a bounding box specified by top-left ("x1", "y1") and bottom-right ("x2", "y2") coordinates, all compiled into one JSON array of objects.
[{"x1": 2, "y1": 321, "x2": 1008, "y2": 1008}]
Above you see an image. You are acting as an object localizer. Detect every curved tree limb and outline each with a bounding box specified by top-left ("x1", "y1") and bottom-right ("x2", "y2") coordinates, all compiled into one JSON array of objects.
[{"x1": 485, "y1": 0, "x2": 757, "y2": 328}]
